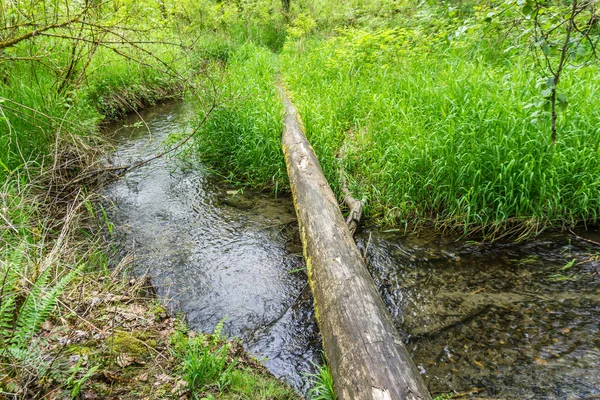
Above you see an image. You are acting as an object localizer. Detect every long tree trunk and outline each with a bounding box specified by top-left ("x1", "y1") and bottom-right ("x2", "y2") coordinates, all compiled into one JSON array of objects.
[{"x1": 279, "y1": 83, "x2": 431, "y2": 400}]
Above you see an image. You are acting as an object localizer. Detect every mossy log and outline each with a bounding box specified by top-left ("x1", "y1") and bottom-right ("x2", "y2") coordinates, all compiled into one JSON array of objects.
[{"x1": 279, "y1": 84, "x2": 432, "y2": 400}]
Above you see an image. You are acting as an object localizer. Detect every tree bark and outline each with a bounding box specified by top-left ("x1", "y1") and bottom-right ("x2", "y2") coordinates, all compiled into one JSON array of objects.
[{"x1": 279, "y1": 83, "x2": 431, "y2": 400}]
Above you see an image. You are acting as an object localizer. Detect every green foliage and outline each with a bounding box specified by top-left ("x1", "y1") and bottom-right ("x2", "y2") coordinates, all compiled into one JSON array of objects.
[
  {"x1": 0, "y1": 240, "x2": 84, "y2": 387},
  {"x1": 307, "y1": 362, "x2": 336, "y2": 400},
  {"x1": 193, "y1": 43, "x2": 287, "y2": 190},
  {"x1": 286, "y1": 14, "x2": 317, "y2": 39},
  {"x1": 176, "y1": 0, "x2": 288, "y2": 52},
  {"x1": 66, "y1": 359, "x2": 100, "y2": 399},
  {"x1": 223, "y1": 369, "x2": 300, "y2": 399},
  {"x1": 279, "y1": 20, "x2": 600, "y2": 235},
  {"x1": 171, "y1": 318, "x2": 300, "y2": 399},
  {"x1": 171, "y1": 326, "x2": 238, "y2": 398},
  {"x1": 0, "y1": 0, "x2": 201, "y2": 185},
  {"x1": 180, "y1": 0, "x2": 600, "y2": 235}
]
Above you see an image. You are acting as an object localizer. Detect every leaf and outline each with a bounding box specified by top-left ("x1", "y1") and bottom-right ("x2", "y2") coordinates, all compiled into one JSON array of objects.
[
  {"x1": 560, "y1": 258, "x2": 576, "y2": 271},
  {"x1": 116, "y1": 353, "x2": 135, "y2": 368},
  {"x1": 542, "y1": 43, "x2": 551, "y2": 55},
  {"x1": 557, "y1": 93, "x2": 568, "y2": 111}
]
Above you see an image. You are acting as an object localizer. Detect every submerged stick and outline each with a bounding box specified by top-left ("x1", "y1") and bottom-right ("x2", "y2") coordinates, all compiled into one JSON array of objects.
[{"x1": 279, "y1": 82, "x2": 431, "y2": 400}]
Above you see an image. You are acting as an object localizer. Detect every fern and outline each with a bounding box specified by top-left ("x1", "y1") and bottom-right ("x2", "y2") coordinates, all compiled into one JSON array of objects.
[
  {"x1": 0, "y1": 248, "x2": 22, "y2": 344},
  {"x1": 4, "y1": 343, "x2": 50, "y2": 379},
  {"x1": 12, "y1": 264, "x2": 84, "y2": 347}
]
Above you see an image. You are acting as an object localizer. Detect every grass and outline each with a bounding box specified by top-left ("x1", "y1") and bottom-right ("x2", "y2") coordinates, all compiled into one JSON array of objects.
[
  {"x1": 187, "y1": 1, "x2": 600, "y2": 237},
  {"x1": 172, "y1": 322, "x2": 238, "y2": 397},
  {"x1": 171, "y1": 320, "x2": 300, "y2": 400},
  {"x1": 192, "y1": 42, "x2": 287, "y2": 190},
  {"x1": 279, "y1": 27, "x2": 600, "y2": 236},
  {"x1": 307, "y1": 361, "x2": 336, "y2": 400}
]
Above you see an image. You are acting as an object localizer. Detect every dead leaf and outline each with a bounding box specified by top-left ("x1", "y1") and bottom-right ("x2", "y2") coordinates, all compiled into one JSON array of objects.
[
  {"x1": 535, "y1": 357, "x2": 547, "y2": 365},
  {"x1": 171, "y1": 380, "x2": 188, "y2": 395},
  {"x1": 90, "y1": 297, "x2": 102, "y2": 308},
  {"x1": 116, "y1": 353, "x2": 135, "y2": 368},
  {"x1": 129, "y1": 304, "x2": 147, "y2": 315},
  {"x1": 138, "y1": 372, "x2": 148, "y2": 382},
  {"x1": 83, "y1": 390, "x2": 98, "y2": 399},
  {"x1": 102, "y1": 370, "x2": 124, "y2": 383},
  {"x1": 41, "y1": 320, "x2": 54, "y2": 332},
  {"x1": 154, "y1": 373, "x2": 174, "y2": 386}
]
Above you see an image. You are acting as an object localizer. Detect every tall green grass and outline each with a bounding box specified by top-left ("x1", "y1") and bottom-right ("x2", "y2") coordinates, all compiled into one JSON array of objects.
[
  {"x1": 171, "y1": 320, "x2": 300, "y2": 399},
  {"x1": 0, "y1": 52, "x2": 99, "y2": 181},
  {"x1": 0, "y1": 1, "x2": 197, "y2": 184},
  {"x1": 193, "y1": 43, "x2": 286, "y2": 190},
  {"x1": 183, "y1": 1, "x2": 600, "y2": 235},
  {"x1": 279, "y1": 27, "x2": 600, "y2": 235}
]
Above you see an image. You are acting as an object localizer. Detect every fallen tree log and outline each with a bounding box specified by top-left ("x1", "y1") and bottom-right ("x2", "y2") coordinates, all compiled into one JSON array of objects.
[{"x1": 279, "y1": 84, "x2": 431, "y2": 400}]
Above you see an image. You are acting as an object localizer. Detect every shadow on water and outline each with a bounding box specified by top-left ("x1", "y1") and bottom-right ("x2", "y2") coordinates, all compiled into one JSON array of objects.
[{"x1": 103, "y1": 102, "x2": 600, "y2": 398}]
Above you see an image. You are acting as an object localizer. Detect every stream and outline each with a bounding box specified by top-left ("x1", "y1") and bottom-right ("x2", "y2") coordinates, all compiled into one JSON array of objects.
[{"x1": 103, "y1": 102, "x2": 600, "y2": 399}]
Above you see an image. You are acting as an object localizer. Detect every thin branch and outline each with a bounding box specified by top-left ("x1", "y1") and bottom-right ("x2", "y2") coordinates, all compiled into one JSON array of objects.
[{"x1": 0, "y1": 16, "x2": 80, "y2": 50}]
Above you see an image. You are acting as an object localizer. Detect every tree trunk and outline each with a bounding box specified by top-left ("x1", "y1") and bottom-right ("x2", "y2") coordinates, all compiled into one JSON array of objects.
[{"x1": 279, "y1": 83, "x2": 432, "y2": 400}]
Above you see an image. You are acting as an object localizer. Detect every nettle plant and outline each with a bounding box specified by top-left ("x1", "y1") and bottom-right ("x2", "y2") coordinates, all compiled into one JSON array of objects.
[{"x1": 486, "y1": 0, "x2": 599, "y2": 143}]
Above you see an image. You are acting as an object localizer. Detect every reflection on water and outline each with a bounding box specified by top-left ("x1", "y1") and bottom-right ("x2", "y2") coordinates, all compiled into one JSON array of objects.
[{"x1": 103, "y1": 102, "x2": 600, "y2": 398}]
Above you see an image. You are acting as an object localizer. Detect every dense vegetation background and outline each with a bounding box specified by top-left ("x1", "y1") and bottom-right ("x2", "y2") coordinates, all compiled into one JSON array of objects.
[
  {"x1": 1, "y1": 0, "x2": 598, "y2": 397},
  {"x1": 192, "y1": 0, "x2": 600, "y2": 238}
]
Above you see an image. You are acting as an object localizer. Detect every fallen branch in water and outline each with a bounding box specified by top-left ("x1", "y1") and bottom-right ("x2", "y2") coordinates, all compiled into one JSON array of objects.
[{"x1": 568, "y1": 229, "x2": 600, "y2": 247}]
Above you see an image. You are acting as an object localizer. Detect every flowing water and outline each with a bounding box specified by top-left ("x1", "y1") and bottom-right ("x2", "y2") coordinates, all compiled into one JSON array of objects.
[{"x1": 103, "y1": 102, "x2": 600, "y2": 399}]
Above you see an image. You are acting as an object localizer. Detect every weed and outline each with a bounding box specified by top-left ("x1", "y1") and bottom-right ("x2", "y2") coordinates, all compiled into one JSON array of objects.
[
  {"x1": 279, "y1": 21, "x2": 600, "y2": 237},
  {"x1": 66, "y1": 360, "x2": 100, "y2": 398},
  {"x1": 307, "y1": 361, "x2": 336, "y2": 400},
  {"x1": 192, "y1": 43, "x2": 287, "y2": 191},
  {"x1": 171, "y1": 329, "x2": 238, "y2": 398}
]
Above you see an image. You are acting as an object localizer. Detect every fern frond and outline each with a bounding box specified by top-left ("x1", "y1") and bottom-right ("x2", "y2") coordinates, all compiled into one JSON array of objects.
[{"x1": 12, "y1": 264, "x2": 84, "y2": 348}]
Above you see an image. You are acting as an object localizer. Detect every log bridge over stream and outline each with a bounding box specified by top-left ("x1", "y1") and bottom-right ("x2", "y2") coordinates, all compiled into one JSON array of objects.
[{"x1": 279, "y1": 83, "x2": 432, "y2": 400}]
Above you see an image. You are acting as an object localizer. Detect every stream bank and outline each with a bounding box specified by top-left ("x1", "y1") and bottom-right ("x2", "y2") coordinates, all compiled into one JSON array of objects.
[{"x1": 103, "y1": 101, "x2": 600, "y2": 399}]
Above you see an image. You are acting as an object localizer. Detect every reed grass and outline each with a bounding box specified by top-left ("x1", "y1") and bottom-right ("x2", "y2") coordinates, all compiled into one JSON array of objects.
[
  {"x1": 192, "y1": 43, "x2": 287, "y2": 190},
  {"x1": 278, "y1": 28, "x2": 600, "y2": 236}
]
